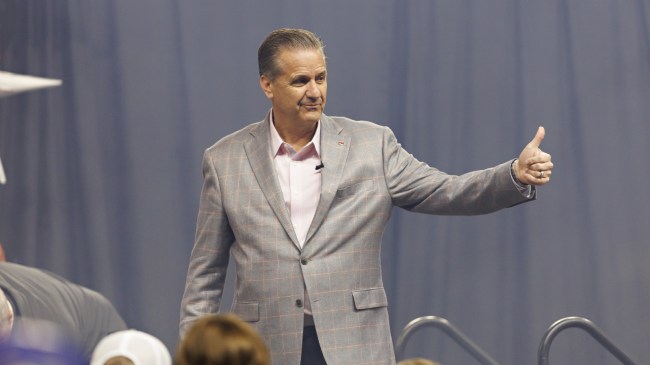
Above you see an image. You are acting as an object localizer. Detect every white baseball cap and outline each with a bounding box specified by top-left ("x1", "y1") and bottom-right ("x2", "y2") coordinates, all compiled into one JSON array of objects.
[{"x1": 90, "y1": 329, "x2": 171, "y2": 365}]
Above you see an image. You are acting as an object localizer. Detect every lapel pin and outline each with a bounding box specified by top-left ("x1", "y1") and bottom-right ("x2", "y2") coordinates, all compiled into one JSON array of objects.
[{"x1": 338, "y1": 140, "x2": 345, "y2": 145}]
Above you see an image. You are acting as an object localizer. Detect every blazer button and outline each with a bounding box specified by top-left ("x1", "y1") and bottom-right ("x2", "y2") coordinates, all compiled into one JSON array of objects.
[
  {"x1": 300, "y1": 258, "x2": 308, "y2": 265},
  {"x1": 295, "y1": 299, "x2": 303, "y2": 308}
]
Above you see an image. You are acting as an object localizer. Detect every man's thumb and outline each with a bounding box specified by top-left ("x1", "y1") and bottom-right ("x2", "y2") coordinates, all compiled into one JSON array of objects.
[{"x1": 529, "y1": 126, "x2": 545, "y2": 148}]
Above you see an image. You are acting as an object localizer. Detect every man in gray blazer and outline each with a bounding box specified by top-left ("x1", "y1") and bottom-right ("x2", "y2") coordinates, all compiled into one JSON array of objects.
[{"x1": 180, "y1": 28, "x2": 553, "y2": 365}]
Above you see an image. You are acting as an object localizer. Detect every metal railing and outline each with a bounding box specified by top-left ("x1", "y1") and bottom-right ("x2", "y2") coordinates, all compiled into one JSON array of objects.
[
  {"x1": 395, "y1": 315, "x2": 501, "y2": 365},
  {"x1": 537, "y1": 316, "x2": 639, "y2": 365}
]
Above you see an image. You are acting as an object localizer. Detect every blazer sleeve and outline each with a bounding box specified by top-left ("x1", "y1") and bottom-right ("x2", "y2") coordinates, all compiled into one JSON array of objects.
[
  {"x1": 382, "y1": 126, "x2": 533, "y2": 215},
  {"x1": 179, "y1": 150, "x2": 235, "y2": 336}
]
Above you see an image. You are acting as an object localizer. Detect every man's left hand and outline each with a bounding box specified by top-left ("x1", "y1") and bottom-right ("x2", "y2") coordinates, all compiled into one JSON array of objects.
[{"x1": 514, "y1": 126, "x2": 553, "y2": 186}]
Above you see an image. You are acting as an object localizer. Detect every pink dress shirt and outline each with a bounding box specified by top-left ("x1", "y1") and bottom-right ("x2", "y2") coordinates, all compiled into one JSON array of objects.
[{"x1": 269, "y1": 113, "x2": 322, "y2": 316}]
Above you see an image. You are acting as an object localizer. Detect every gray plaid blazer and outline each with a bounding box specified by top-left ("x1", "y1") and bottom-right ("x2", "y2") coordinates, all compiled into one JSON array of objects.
[{"x1": 180, "y1": 112, "x2": 533, "y2": 365}]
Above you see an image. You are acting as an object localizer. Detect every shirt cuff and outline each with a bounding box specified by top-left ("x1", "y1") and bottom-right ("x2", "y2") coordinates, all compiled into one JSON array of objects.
[{"x1": 510, "y1": 159, "x2": 534, "y2": 198}]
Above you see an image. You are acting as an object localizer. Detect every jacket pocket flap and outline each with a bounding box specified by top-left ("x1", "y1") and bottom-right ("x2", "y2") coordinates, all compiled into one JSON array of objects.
[
  {"x1": 336, "y1": 179, "x2": 376, "y2": 199},
  {"x1": 232, "y1": 302, "x2": 260, "y2": 322},
  {"x1": 352, "y1": 288, "x2": 388, "y2": 310}
]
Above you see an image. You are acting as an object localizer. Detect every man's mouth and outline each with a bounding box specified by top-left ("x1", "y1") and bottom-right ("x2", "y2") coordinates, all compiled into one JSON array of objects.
[{"x1": 299, "y1": 103, "x2": 321, "y2": 111}]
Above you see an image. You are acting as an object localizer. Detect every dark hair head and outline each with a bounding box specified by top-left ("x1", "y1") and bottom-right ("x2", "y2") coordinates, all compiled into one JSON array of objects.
[
  {"x1": 176, "y1": 314, "x2": 270, "y2": 365},
  {"x1": 258, "y1": 28, "x2": 326, "y2": 80}
]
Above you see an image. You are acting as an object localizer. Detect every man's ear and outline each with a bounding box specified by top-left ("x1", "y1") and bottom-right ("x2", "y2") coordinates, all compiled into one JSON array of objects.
[{"x1": 259, "y1": 75, "x2": 273, "y2": 99}]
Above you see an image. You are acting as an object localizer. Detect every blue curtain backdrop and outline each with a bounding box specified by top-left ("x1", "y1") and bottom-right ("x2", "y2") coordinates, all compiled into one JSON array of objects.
[{"x1": 1, "y1": 1, "x2": 649, "y2": 364}]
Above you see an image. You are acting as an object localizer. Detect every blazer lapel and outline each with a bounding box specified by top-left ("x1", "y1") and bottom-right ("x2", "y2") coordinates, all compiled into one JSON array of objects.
[
  {"x1": 244, "y1": 114, "x2": 300, "y2": 249},
  {"x1": 304, "y1": 115, "x2": 350, "y2": 245}
]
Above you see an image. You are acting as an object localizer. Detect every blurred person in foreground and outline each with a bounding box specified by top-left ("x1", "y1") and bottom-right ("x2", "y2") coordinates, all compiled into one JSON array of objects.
[
  {"x1": 180, "y1": 28, "x2": 554, "y2": 364},
  {"x1": 176, "y1": 313, "x2": 270, "y2": 365},
  {"x1": 0, "y1": 243, "x2": 127, "y2": 360},
  {"x1": 0, "y1": 317, "x2": 87, "y2": 365}
]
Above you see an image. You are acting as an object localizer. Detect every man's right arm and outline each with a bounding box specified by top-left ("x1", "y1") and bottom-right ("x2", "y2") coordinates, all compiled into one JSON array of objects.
[{"x1": 179, "y1": 151, "x2": 235, "y2": 337}]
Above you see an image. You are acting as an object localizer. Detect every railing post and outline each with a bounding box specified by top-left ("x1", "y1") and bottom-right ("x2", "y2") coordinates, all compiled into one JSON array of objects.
[
  {"x1": 537, "y1": 316, "x2": 638, "y2": 365},
  {"x1": 395, "y1": 316, "x2": 500, "y2": 365}
]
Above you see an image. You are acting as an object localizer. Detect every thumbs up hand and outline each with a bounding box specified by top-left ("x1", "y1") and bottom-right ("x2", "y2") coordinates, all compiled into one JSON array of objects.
[{"x1": 513, "y1": 126, "x2": 553, "y2": 186}]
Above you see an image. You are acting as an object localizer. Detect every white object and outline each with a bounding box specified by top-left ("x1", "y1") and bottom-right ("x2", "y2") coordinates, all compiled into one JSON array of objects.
[
  {"x1": 0, "y1": 70, "x2": 62, "y2": 98},
  {"x1": 0, "y1": 156, "x2": 5, "y2": 185},
  {"x1": 91, "y1": 329, "x2": 172, "y2": 365},
  {"x1": 0, "y1": 70, "x2": 62, "y2": 184}
]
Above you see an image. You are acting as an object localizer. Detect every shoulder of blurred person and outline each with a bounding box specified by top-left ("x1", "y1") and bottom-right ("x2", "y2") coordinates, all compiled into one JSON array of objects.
[
  {"x1": 0, "y1": 317, "x2": 87, "y2": 365},
  {"x1": 0, "y1": 259, "x2": 127, "y2": 359},
  {"x1": 177, "y1": 313, "x2": 270, "y2": 365}
]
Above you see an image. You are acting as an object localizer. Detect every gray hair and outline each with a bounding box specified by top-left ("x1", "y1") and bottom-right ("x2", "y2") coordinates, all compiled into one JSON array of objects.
[{"x1": 258, "y1": 28, "x2": 326, "y2": 80}]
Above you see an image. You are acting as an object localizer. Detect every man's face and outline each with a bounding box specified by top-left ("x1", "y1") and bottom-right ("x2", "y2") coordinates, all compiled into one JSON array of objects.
[{"x1": 260, "y1": 48, "x2": 327, "y2": 130}]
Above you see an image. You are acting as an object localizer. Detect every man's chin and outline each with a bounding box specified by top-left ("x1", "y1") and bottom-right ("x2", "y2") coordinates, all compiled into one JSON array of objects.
[{"x1": 302, "y1": 109, "x2": 323, "y2": 121}]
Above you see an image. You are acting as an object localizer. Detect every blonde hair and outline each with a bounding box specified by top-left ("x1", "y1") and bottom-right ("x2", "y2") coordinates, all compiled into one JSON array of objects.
[
  {"x1": 398, "y1": 358, "x2": 441, "y2": 365},
  {"x1": 176, "y1": 313, "x2": 270, "y2": 365},
  {"x1": 104, "y1": 356, "x2": 135, "y2": 365}
]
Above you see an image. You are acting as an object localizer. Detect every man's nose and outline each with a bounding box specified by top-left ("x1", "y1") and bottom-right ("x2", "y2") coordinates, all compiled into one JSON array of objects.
[{"x1": 305, "y1": 81, "x2": 321, "y2": 99}]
